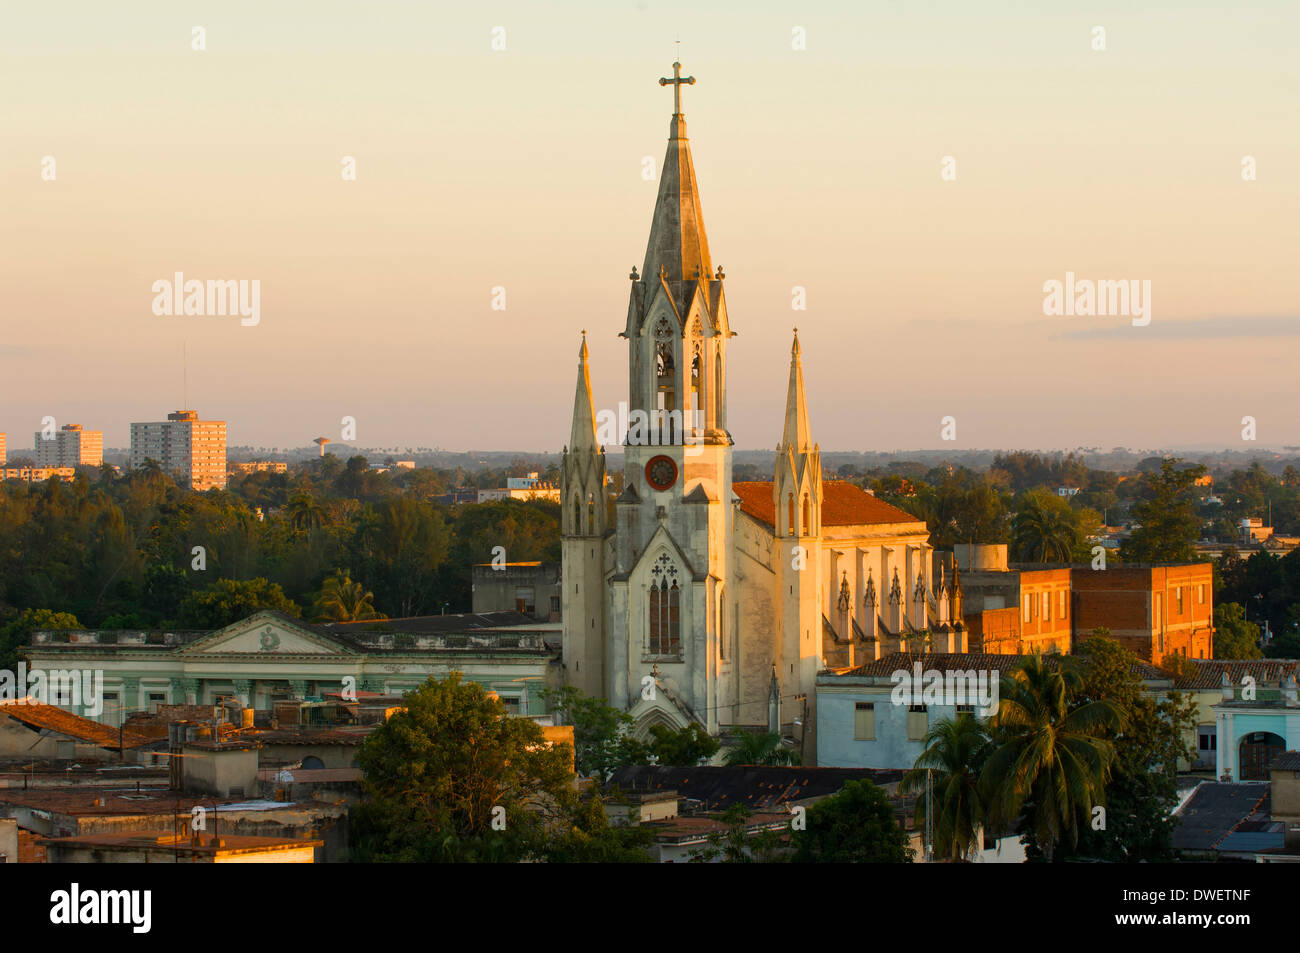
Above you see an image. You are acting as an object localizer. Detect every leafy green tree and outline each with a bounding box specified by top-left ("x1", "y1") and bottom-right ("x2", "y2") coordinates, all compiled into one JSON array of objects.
[
  {"x1": 175, "y1": 578, "x2": 301, "y2": 629},
  {"x1": 544, "y1": 795, "x2": 655, "y2": 863},
  {"x1": 689, "y1": 804, "x2": 784, "y2": 863},
  {"x1": 723, "y1": 731, "x2": 799, "y2": 766},
  {"x1": 540, "y1": 686, "x2": 648, "y2": 781},
  {"x1": 647, "y1": 722, "x2": 720, "y2": 765},
  {"x1": 0, "y1": 608, "x2": 82, "y2": 671},
  {"x1": 1122, "y1": 459, "x2": 1207, "y2": 563},
  {"x1": 365, "y1": 497, "x2": 450, "y2": 617},
  {"x1": 351, "y1": 673, "x2": 574, "y2": 862},
  {"x1": 900, "y1": 714, "x2": 990, "y2": 861},
  {"x1": 981, "y1": 654, "x2": 1121, "y2": 862},
  {"x1": 791, "y1": 780, "x2": 913, "y2": 863},
  {"x1": 1213, "y1": 602, "x2": 1262, "y2": 659}
]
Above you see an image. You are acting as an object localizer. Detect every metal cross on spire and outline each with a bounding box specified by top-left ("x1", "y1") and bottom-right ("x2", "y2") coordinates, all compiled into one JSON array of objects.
[{"x1": 659, "y1": 60, "x2": 695, "y2": 115}]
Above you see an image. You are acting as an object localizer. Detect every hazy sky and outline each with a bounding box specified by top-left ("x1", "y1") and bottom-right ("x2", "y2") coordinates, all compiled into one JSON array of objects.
[{"x1": 3, "y1": 1, "x2": 1297, "y2": 454}]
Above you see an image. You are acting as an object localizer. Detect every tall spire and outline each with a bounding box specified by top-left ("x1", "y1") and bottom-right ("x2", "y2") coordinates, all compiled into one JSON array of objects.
[
  {"x1": 642, "y1": 61, "x2": 712, "y2": 299},
  {"x1": 569, "y1": 331, "x2": 598, "y2": 451},
  {"x1": 782, "y1": 329, "x2": 812, "y2": 451}
]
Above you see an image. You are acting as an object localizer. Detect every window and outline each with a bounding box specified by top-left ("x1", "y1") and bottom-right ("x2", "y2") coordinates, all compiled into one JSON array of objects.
[
  {"x1": 907, "y1": 705, "x2": 928, "y2": 741},
  {"x1": 550, "y1": 595, "x2": 561, "y2": 618},
  {"x1": 1022, "y1": 594, "x2": 1032, "y2": 623},
  {"x1": 52, "y1": 678, "x2": 74, "y2": 707},
  {"x1": 648, "y1": 554, "x2": 681, "y2": 656},
  {"x1": 718, "y1": 592, "x2": 727, "y2": 660},
  {"x1": 1198, "y1": 730, "x2": 1217, "y2": 751},
  {"x1": 956, "y1": 704, "x2": 975, "y2": 715},
  {"x1": 497, "y1": 695, "x2": 521, "y2": 715},
  {"x1": 1176, "y1": 587, "x2": 1184, "y2": 614},
  {"x1": 1153, "y1": 593, "x2": 1162, "y2": 629},
  {"x1": 1041, "y1": 592, "x2": 1050, "y2": 621},
  {"x1": 1198, "y1": 584, "x2": 1206, "y2": 605},
  {"x1": 514, "y1": 587, "x2": 535, "y2": 615},
  {"x1": 1059, "y1": 591, "x2": 1067, "y2": 617},
  {"x1": 854, "y1": 702, "x2": 875, "y2": 740}
]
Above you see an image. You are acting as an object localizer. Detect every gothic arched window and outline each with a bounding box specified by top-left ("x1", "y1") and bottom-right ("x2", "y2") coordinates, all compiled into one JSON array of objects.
[
  {"x1": 718, "y1": 590, "x2": 727, "y2": 660},
  {"x1": 572, "y1": 495, "x2": 581, "y2": 534},
  {"x1": 787, "y1": 494, "x2": 795, "y2": 536},
  {"x1": 648, "y1": 553, "x2": 681, "y2": 656},
  {"x1": 587, "y1": 494, "x2": 595, "y2": 535},
  {"x1": 802, "y1": 494, "x2": 810, "y2": 533}
]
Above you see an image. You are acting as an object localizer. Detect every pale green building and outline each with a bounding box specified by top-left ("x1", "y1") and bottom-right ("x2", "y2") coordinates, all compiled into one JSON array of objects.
[{"x1": 24, "y1": 610, "x2": 563, "y2": 725}]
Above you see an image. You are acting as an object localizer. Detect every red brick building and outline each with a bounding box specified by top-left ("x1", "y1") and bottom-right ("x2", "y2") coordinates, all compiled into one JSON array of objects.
[{"x1": 1069, "y1": 563, "x2": 1214, "y2": 664}]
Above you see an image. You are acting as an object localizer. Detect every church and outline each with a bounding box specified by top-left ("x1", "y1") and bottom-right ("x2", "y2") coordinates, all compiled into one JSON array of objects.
[{"x1": 560, "y1": 63, "x2": 964, "y2": 762}]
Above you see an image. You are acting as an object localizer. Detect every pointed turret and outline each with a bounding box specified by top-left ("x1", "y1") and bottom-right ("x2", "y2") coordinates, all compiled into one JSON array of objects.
[
  {"x1": 774, "y1": 330, "x2": 822, "y2": 537},
  {"x1": 569, "y1": 332, "x2": 598, "y2": 452},
  {"x1": 561, "y1": 332, "x2": 607, "y2": 539},
  {"x1": 783, "y1": 331, "x2": 813, "y2": 451}
]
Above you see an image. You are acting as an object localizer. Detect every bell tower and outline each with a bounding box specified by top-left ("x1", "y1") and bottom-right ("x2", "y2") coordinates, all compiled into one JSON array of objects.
[{"x1": 605, "y1": 61, "x2": 737, "y2": 734}]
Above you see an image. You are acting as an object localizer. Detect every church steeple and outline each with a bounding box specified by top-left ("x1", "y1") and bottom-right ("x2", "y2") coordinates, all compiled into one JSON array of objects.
[
  {"x1": 774, "y1": 329, "x2": 821, "y2": 538},
  {"x1": 622, "y1": 60, "x2": 731, "y2": 446},
  {"x1": 569, "y1": 332, "x2": 598, "y2": 452},
  {"x1": 783, "y1": 330, "x2": 813, "y2": 451},
  {"x1": 642, "y1": 61, "x2": 712, "y2": 293},
  {"x1": 562, "y1": 332, "x2": 606, "y2": 538}
]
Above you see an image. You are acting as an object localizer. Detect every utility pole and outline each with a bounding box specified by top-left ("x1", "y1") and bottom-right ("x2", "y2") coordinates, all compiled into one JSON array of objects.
[{"x1": 925, "y1": 768, "x2": 934, "y2": 863}]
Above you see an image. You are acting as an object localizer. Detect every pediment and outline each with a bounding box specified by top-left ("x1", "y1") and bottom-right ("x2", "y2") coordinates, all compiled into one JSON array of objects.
[{"x1": 179, "y1": 612, "x2": 353, "y2": 656}]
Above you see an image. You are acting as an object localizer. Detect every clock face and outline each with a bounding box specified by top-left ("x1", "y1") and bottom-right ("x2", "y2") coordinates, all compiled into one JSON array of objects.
[{"x1": 645, "y1": 455, "x2": 678, "y2": 491}]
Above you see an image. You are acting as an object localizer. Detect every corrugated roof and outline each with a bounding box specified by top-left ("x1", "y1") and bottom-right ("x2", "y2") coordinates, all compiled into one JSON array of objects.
[
  {"x1": 732, "y1": 481, "x2": 923, "y2": 529},
  {"x1": 1173, "y1": 781, "x2": 1270, "y2": 851}
]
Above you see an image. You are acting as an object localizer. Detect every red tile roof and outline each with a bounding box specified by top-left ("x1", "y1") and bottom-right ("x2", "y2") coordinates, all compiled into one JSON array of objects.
[
  {"x1": 1173, "y1": 659, "x2": 1300, "y2": 691},
  {"x1": 0, "y1": 700, "x2": 154, "y2": 749},
  {"x1": 732, "y1": 481, "x2": 923, "y2": 529}
]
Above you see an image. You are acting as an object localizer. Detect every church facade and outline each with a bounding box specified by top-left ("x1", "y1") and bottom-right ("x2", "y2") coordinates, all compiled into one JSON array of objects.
[{"x1": 560, "y1": 63, "x2": 963, "y2": 761}]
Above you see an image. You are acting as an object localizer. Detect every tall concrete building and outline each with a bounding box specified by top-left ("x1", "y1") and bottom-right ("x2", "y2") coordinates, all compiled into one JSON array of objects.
[
  {"x1": 33, "y1": 424, "x2": 103, "y2": 468},
  {"x1": 130, "y1": 410, "x2": 227, "y2": 490}
]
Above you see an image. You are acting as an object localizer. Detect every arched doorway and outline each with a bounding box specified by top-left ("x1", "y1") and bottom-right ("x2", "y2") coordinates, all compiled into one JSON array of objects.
[{"x1": 1239, "y1": 731, "x2": 1285, "y2": 779}]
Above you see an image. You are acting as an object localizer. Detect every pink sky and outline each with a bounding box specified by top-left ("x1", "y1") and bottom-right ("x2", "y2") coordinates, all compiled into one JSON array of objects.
[{"x1": 2, "y1": 2, "x2": 1297, "y2": 453}]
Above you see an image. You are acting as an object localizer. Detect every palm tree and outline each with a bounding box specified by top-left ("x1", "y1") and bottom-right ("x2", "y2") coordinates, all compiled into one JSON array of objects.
[
  {"x1": 900, "y1": 714, "x2": 990, "y2": 861},
  {"x1": 980, "y1": 655, "x2": 1121, "y2": 861},
  {"x1": 723, "y1": 731, "x2": 799, "y2": 766},
  {"x1": 314, "y1": 570, "x2": 384, "y2": 622},
  {"x1": 1012, "y1": 493, "x2": 1076, "y2": 563},
  {"x1": 285, "y1": 492, "x2": 326, "y2": 534}
]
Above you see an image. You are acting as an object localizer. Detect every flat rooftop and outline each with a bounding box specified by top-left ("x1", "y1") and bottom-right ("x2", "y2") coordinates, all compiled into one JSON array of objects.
[{"x1": 39, "y1": 831, "x2": 322, "y2": 856}]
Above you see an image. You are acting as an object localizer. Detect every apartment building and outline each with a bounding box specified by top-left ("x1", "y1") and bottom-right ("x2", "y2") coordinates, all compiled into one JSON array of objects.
[
  {"x1": 947, "y1": 544, "x2": 1214, "y2": 663},
  {"x1": 1071, "y1": 563, "x2": 1215, "y2": 664},
  {"x1": 32, "y1": 424, "x2": 103, "y2": 468},
  {"x1": 951, "y1": 546, "x2": 1073, "y2": 654},
  {"x1": 130, "y1": 410, "x2": 227, "y2": 490},
  {"x1": 0, "y1": 467, "x2": 75, "y2": 483}
]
